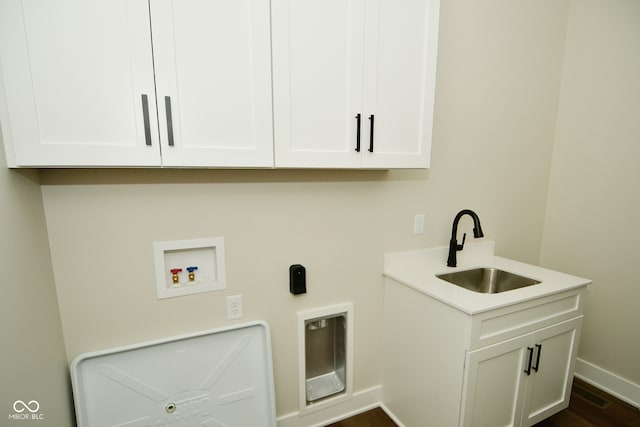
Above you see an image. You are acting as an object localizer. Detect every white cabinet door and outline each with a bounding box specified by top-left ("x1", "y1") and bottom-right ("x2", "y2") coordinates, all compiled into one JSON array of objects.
[
  {"x1": 461, "y1": 334, "x2": 530, "y2": 427},
  {"x1": 361, "y1": 0, "x2": 439, "y2": 168},
  {"x1": 272, "y1": 0, "x2": 439, "y2": 169},
  {"x1": 271, "y1": 0, "x2": 365, "y2": 168},
  {"x1": 462, "y1": 316, "x2": 582, "y2": 427},
  {"x1": 150, "y1": 0, "x2": 273, "y2": 167},
  {"x1": 0, "y1": 0, "x2": 160, "y2": 167},
  {"x1": 522, "y1": 317, "x2": 582, "y2": 426}
]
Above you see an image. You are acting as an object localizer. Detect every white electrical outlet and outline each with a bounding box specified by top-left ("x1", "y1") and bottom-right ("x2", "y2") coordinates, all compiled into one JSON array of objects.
[
  {"x1": 414, "y1": 214, "x2": 425, "y2": 234},
  {"x1": 226, "y1": 295, "x2": 243, "y2": 320}
]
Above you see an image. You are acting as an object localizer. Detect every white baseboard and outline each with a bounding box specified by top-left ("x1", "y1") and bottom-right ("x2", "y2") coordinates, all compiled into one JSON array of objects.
[
  {"x1": 379, "y1": 404, "x2": 406, "y2": 427},
  {"x1": 277, "y1": 386, "x2": 382, "y2": 427},
  {"x1": 574, "y1": 357, "x2": 640, "y2": 409}
]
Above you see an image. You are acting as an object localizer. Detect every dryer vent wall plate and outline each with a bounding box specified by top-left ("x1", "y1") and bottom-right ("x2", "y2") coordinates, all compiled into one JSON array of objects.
[{"x1": 297, "y1": 303, "x2": 354, "y2": 415}]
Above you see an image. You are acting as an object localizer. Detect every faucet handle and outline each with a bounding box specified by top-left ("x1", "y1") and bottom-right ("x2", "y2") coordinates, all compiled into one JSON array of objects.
[{"x1": 457, "y1": 233, "x2": 467, "y2": 250}]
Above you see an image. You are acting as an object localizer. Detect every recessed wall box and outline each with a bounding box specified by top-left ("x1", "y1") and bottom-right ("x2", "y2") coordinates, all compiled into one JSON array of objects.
[
  {"x1": 153, "y1": 237, "x2": 226, "y2": 299},
  {"x1": 297, "y1": 303, "x2": 353, "y2": 415}
]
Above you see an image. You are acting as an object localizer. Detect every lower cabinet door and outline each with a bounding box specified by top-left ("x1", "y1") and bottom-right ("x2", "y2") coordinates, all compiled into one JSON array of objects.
[
  {"x1": 522, "y1": 317, "x2": 583, "y2": 426},
  {"x1": 461, "y1": 316, "x2": 583, "y2": 427},
  {"x1": 460, "y1": 334, "x2": 530, "y2": 427}
]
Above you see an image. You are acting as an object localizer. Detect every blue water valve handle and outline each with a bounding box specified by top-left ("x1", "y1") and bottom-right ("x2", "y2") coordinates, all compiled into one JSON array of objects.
[{"x1": 186, "y1": 266, "x2": 198, "y2": 281}]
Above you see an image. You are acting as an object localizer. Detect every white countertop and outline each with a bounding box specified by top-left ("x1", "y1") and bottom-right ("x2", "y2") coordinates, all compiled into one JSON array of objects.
[{"x1": 383, "y1": 241, "x2": 591, "y2": 315}]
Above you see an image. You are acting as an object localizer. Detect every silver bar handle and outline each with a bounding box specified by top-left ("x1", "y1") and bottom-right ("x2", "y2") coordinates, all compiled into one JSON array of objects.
[
  {"x1": 141, "y1": 94, "x2": 152, "y2": 146},
  {"x1": 164, "y1": 96, "x2": 175, "y2": 147}
]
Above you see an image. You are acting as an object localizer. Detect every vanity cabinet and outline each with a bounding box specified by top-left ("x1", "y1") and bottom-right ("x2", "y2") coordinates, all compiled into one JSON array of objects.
[
  {"x1": 382, "y1": 278, "x2": 585, "y2": 427},
  {"x1": 461, "y1": 316, "x2": 582, "y2": 427},
  {"x1": 0, "y1": 0, "x2": 273, "y2": 167},
  {"x1": 271, "y1": 0, "x2": 440, "y2": 169}
]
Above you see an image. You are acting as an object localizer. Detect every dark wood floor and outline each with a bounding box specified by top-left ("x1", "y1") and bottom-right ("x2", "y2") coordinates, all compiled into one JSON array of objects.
[
  {"x1": 326, "y1": 378, "x2": 640, "y2": 427},
  {"x1": 534, "y1": 378, "x2": 640, "y2": 427},
  {"x1": 325, "y1": 407, "x2": 397, "y2": 427}
]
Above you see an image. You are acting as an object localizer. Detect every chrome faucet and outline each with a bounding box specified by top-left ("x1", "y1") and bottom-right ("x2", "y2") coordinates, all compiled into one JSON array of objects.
[{"x1": 447, "y1": 209, "x2": 484, "y2": 267}]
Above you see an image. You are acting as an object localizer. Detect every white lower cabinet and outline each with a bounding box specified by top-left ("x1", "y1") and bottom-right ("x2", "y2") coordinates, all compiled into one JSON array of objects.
[
  {"x1": 382, "y1": 278, "x2": 585, "y2": 427},
  {"x1": 461, "y1": 317, "x2": 582, "y2": 427}
]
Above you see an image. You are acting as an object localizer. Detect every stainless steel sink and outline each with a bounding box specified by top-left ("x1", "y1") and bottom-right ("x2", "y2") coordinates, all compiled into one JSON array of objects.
[{"x1": 436, "y1": 267, "x2": 541, "y2": 294}]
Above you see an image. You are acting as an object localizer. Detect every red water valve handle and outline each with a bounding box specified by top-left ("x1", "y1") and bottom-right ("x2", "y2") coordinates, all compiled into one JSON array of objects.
[{"x1": 170, "y1": 268, "x2": 182, "y2": 284}]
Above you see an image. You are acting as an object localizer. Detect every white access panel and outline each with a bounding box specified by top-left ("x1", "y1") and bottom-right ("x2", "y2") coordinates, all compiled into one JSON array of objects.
[{"x1": 70, "y1": 322, "x2": 276, "y2": 427}]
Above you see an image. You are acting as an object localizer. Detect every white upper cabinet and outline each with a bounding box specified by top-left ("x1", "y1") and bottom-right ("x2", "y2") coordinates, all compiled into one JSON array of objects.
[
  {"x1": 0, "y1": 0, "x2": 273, "y2": 167},
  {"x1": 0, "y1": 0, "x2": 160, "y2": 167},
  {"x1": 271, "y1": 0, "x2": 365, "y2": 169},
  {"x1": 1, "y1": 0, "x2": 438, "y2": 169},
  {"x1": 362, "y1": 0, "x2": 440, "y2": 169},
  {"x1": 272, "y1": 0, "x2": 440, "y2": 169},
  {"x1": 150, "y1": 0, "x2": 273, "y2": 167}
]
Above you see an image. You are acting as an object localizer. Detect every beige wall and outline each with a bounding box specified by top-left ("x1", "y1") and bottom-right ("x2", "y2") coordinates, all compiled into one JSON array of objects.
[
  {"x1": 39, "y1": 0, "x2": 569, "y2": 418},
  {"x1": 0, "y1": 136, "x2": 73, "y2": 423},
  {"x1": 541, "y1": 0, "x2": 640, "y2": 389},
  {"x1": 5, "y1": 0, "x2": 638, "y2": 422}
]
